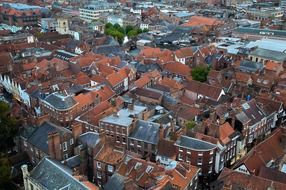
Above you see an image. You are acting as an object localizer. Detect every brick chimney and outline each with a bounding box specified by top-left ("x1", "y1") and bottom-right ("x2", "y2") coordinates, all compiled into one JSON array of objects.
[
  {"x1": 159, "y1": 124, "x2": 164, "y2": 140},
  {"x1": 48, "y1": 131, "x2": 62, "y2": 160},
  {"x1": 72, "y1": 122, "x2": 83, "y2": 140}
]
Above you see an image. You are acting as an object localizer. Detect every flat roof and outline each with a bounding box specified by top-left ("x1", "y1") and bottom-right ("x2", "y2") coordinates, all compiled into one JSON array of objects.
[
  {"x1": 4, "y1": 3, "x2": 41, "y2": 10},
  {"x1": 100, "y1": 114, "x2": 134, "y2": 127},
  {"x1": 118, "y1": 105, "x2": 147, "y2": 118}
]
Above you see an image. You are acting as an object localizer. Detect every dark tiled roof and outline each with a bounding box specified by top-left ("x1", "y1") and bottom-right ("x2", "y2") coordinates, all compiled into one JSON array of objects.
[
  {"x1": 104, "y1": 173, "x2": 127, "y2": 190},
  {"x1": 78, "y1": 132, "x2": 100, "y2": 148},
  {"x1": 128, "y1": 120, "x2": 160, "y2": 145},
  {"x1": 258, "y1": 166, "x2": 286, "y2": 184},
  {"x1": 44, "y1": 92, "x2": 77, "y2": 110},
  {"x1": 30, "y1": 158, "x2": 90, "y2": 190},
  {"x1": 185, "y1": 80, "x2": 224, "y2": 101},
  {"x1": 239, "y1": 60, "x2": 263, "y2": 73},
  {"x1": 133, "y1": 88, "x2": 163, "y2": 100},
  {"x1": 27, "y1": 122, "x2": 72, "y2": 154},
  {"x1": 241, "y1": 99, "x2": 265, "y2": 126},
  {"x1": 175, "y1": 135, "x2": 216, "y2": 151}
]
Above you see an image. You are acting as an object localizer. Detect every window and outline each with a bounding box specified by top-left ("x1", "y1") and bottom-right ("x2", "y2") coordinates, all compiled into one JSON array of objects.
[
  {"x1": 116, "y1": 136, "x2": 120, "y2": 143},
  {"x1": 197, "y1": 157, "x2": 202, "y2": 165},
  {"x1": 63, "y1": 142, "x2": 67, "y2": 151},
  {"x1": 186, "y1": 156, "x2": 191, "y2": 163},
  {"x1": 107, "y1": 165, "x2": 114, "y2": 173},
  {"x1": 97, "y1": 171, "x2": 101, "y2": 179},
  {"x1": 70, "y1": 138, "x2": 74, "y2": 145},
  {"x1": 63, "y1": 154, "x2": 68, "y2": 159},
  {"x1": 122, "y1": 137, "x2": 126, "y2": 144},
  {"x1": 209, "y1": 150, "x2": 213, "y2": 155},
  {"x1": 198, "y1": 152, "x2": 203, "y2": 156},
  {"x1": 97, "y1": 162, "x2": 101, "y2": 169},
  {"x1": 178, "y1": 153, "x2": 183, "y2": 161},
  {"x1": 187, "y1": 149, "x2": 191, "y2": 154}
]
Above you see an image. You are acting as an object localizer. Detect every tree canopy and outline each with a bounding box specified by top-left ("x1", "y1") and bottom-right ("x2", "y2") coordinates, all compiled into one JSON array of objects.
[
  {"x1": 0, "y1": 101, "x2": 18, "y2": 154},
  {"x1": 104, "y1": 23, "x2": 147, "y2": 44},
  {"x1": 191, "y1": 65, "x2": 210, "y2": 82}
]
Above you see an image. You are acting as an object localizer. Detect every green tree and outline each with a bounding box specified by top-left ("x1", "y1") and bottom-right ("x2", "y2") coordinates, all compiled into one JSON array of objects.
[
  {"x1": 127, "y1": 29, "x2": 138, "y2": 38},
  {"x1": 125, "y1": 25, "x2": 134, "y2": 34},
  {"x1": 191, "y1": 65, "x2": 210, "y2": 82},
  {"x1": 143, "y1": 28, "x2": 149, "y2": 33},
  {"x1": 0, "y1": 157, "x2": 11, "y2": 185},
  {"x1": 186, "y1": 120, "x2": 196, "y2": 130},
  {"x1": 0, "y1": 101, "x2": 18, "y2": 154},
  {"x1": 105, "y1": 22, "x2": 113, "y2": 29}
]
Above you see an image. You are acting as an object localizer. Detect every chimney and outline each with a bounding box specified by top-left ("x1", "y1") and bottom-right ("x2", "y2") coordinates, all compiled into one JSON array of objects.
[
  {"x1": 48, "y1": 131, "x2": 60, "y2": 160},
  {"x1": 98, "y1": 129, "x2": 106, "y2": 144},
  {"x1": 159, "y1": 124, "x2": 164, "y2": 140},
  {"x1": 72, "y1": 122, "x2": 83, "y2": 140}
]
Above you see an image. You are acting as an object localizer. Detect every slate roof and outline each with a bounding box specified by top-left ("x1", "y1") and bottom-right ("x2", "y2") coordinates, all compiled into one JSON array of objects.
[
  {"x1": 249, "y1": 48, "x2": 286, "y2": 62},
  {"x1": 44, "y1": 92, "x2": 77, "y2": 110},
  {"x1": 239, "y1": 60, "x2": 263, "y2": 73},
  {"x1": 241, "y1": 99, "x2": 265, "y2": 126},
  {"x1": 128, "y1": 120, "x2": 160, "y2": 145},
  {"x1": 30, "y1": 157, "x2": 91, "y2": 190},
  {"x1": 175, "y1": 135, "x2": 217, "y2": 151},
  {"x1": 104, "y1": 173, "x2": 127, "y2": 190},
  {"x1": 27, "y1": 122, "x2": 72, "y2": 154},
  {"x1": 78, "y1": 132, "x2": 100, "y2": 148}
]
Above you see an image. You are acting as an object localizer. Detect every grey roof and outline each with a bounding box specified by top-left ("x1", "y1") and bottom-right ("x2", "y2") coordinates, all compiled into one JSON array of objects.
[
  {"x1": 78, "y1": 132, "x2": 100, "y2": 148},
  {"x1": 128, "y1": 120, "x2": 160, "y2": 145},
  {"x1": 100, "y1": 114, "x2": 134, "y2": 127},
  {"x1": 235, "y1": 27, "x2": 286, "y2": 37},
  {"x1": 30, "y1": 157, "x2": 90, "y2": 190},
  {"x1": 44, "y1": 92, "x2": 77, "y2": 110},
  {"x1": 19, "y1": 126, "x2": 37, "y2": 139},
  {"x1": 28, "y1": 122, "x2": 72, "y2": 154},
  {"x1": 241, "y1": 99, "x2": 265, "y2": 126},
  {"x1": 104, "y1": 173, "x2": 126, "y2": 190},
  {"x1": 175, "y1": 135, "x2": 217, "y2": 151},
  {"x1": 64, "y1": 155, "x2": 81, "y2": 169},
  {"x1": 239, "y1": 60, "x2": 263, "y2": 73},
  {"x1": 249, "y1": 48, "x2": 286, "y2": 62},
  {"x1": 235, "y1": 112, "x2": 251, "y2": 124}
]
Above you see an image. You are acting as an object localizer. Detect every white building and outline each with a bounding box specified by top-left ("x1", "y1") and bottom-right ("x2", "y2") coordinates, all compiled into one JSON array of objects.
[
  {"x1": 79, "y1": 2, "x2": 117, "y2": 22},
  {"x1": 0, "y1": 75, "x2": 30, "y2": 107}
]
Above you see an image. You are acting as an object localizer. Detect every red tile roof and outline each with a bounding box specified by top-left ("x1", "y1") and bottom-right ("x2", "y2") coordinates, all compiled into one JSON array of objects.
[
  {"x1": 185, "y1": 80, "x2": 224, "y2": 101},
  {"x1": 233, "y1": 128, "x2": 286, "y2": 175},
  {"x1": 163, "y1": 62, "x2": 191, "y2": 76},
  {"x1": 175, "y1": 47, "x2": 193, "y2": 58},
  {"x1": 182, "y1": 16, "x2": 223, "y2": 27},
  {"x1": 217, "y1": 167, "x2": 286, "y2": 190}
]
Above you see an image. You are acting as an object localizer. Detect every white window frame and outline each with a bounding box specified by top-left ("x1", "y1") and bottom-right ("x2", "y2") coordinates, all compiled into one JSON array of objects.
[
  {"x1": 63, "y1": 142, "x2": 68, "y2": 152},
  {"x1": 107, "y1": 165, "x2": 114, "y2": 173},
  {"x1": 97, "y1": 162, "x2": 101, "y2": 169},
  {"x1": 70, "y1": 138, "x2": 74, "y2": 145}
]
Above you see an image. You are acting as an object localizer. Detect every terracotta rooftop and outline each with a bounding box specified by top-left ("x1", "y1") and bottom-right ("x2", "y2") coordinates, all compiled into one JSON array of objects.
[
  {"x1": 175, "y1": 47, "x2": 193, "y2": 59},
  {"x1": 182, "y1": 16, "x2": 223, "y2": 27},
  {"x1": 233, "y1": 128, "x2": 286, "y2": 175},
  {"x1": 163, "y1": 62, "x2": 191, "y2": 76},
  {"x1": 217, "y1": 167, "x2": 286, "y2": 190},
  {"x1": 185, "y1": 80, "x2": 224, "y2": 101},
  {"x1": 95, "y1": 144, "x2": 124, "y2": 165}
]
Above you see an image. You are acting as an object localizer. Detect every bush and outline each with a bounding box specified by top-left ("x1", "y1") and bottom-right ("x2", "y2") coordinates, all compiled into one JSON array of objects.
[{"x1": 191, "y1": 65, "x2": 210, "y2": 82}]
